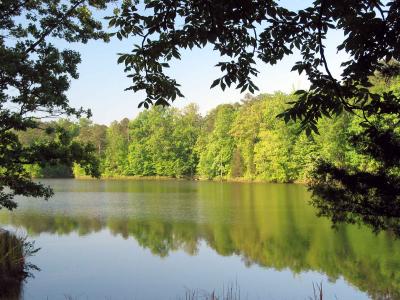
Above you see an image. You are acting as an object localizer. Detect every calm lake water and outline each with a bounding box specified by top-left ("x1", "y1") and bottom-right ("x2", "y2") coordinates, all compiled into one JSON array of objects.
[{"x1": 0, "y1": 179, "x2": 399, "y2": 300}]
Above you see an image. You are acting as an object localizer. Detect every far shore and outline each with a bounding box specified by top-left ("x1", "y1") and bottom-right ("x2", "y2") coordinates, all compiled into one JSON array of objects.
[{"x1": 62, "y1": 175, "x2": 309, "y2": 185}]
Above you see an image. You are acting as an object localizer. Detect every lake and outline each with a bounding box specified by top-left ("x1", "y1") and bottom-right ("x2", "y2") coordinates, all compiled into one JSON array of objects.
[{"x1": 0, "y1": 179, "x2": 399, "y2": 300}]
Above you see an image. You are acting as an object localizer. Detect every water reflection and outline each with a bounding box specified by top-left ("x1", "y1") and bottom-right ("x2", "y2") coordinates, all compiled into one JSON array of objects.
[{"x1": 0, "y1": 179, "x2": 399, "y2": 299}]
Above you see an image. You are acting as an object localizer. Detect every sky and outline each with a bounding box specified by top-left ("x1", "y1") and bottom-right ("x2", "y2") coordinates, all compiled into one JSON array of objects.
[{"x1": 65, "y1": 1, "x2": 348, "y2": 125}]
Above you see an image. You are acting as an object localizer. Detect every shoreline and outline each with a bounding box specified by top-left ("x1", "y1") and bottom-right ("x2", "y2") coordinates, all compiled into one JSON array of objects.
[{"x1": 71, "y1": 175, "x2": 309, "y2": 185}]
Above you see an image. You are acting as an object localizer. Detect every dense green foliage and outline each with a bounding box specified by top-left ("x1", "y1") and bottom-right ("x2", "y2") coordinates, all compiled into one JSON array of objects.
[
  {"x1": 103, "y1": 118, "x2": 130, "y2": 176},
  {"x1": 24, "y1": 89, "x2": 394, "y2": 187},
  {"x1": 126, "y1": 104, "x2": 201, "y2": 177},
  {"x1": 16, "y1": 119, "x2": 107, "y2": 179}
]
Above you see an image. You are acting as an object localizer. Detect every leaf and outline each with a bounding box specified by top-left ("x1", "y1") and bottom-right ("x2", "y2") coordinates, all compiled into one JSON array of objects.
[
  {"x1": 221, "y1": 81, "x2": 226, "y2": 91},
  {"x1": 117, "y1": 55, "x2": 126, "y2": 64},
  {"x1": 155, "y1": 99, "x2": 169, "y2": 106},
  {"x1": 294, "y1": 90, "x2": 306, "y2": 95},
  {"x1": 210, "y1": 79, "x2": 220, "y2": 89}
]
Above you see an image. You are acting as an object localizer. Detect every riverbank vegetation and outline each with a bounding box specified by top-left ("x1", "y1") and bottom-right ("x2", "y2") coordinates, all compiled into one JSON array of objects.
[
  {"x1": 20, "y1": 74, "x2": 399, "y2": 185},
  {"x1": 181, "y1": 282, "x2": 323, "y2": 300},
  {"x1": 0, "y1": 230, "x2": 38, "y2": 300}
]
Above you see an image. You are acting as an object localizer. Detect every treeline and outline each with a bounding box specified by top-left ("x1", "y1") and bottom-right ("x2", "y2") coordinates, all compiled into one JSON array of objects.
[
  {"x1": 17, "y1": 118, "x2": 108, "y2": 178},
  {"x1": 20, "y1": 87, "x2": 391, "y2": 182}
]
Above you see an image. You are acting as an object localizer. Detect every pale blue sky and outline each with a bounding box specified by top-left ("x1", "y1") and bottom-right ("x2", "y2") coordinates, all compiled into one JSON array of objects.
[{"x1": 66, "y1": 1, "x2": 348, "y2": 124}]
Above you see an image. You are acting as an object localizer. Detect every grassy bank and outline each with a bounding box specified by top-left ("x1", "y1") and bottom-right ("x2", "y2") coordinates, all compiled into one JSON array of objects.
[
  {"x1": 0, "y1": 230, "x2": 39, "y2": 300},
  {"x1": 0, "y1": 230, "x2": 25, "y2": 299}
]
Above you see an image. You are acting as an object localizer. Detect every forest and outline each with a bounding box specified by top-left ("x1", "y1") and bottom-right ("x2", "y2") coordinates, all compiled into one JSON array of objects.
[{"x1": 19, "y1": 73, "x2": 398, "y2": 183}]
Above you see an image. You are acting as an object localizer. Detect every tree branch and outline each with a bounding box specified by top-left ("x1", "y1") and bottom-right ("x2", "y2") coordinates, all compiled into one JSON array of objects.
[
  {"x1": 23, "y1": 0, "x2": 85, "y2": 55},
  {"x1": 316, "y1": 0, "x2": 357, "y2": 112}
]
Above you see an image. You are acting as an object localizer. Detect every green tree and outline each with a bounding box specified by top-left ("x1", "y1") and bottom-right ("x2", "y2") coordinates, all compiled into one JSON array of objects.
[
  {"x1": 253, "y1": 93, "x2": 300, "y2": 182},
  {"x1": 197, "y1": 104, "x2": 237, "y2": 179},
  {"x1": 128, "y1": 105, "x2": 201, "y2": 177},
  {"x1": 103, "y1": 118, "x2": 130, "y2": 176},
  {"x1": 76, "y1": 118, "x2": 108, "y2": 158},
  {"x1": 0, "y1": 0, "x2": 112, "y2": 209},
  {"x1": 230, "y1": 95, "x2": 264, "y2": 178},
  {"x1": 73, "y1": 118, "x2": 108, "y2": 176},
  {"x1": 172, "y1": 104, "x2": 202, "y2": 177},
  {"x1": 127, "y1": 109, "x2": 156, "y2": 176},
  {"x1": 17, "y1": 119, "x2": 81, "y2": 178}
]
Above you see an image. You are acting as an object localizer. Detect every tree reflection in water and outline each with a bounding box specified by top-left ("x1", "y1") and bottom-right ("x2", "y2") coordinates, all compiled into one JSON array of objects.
[{"x1": 0, "y1": 181, "x2": 398, "y2": 299}]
